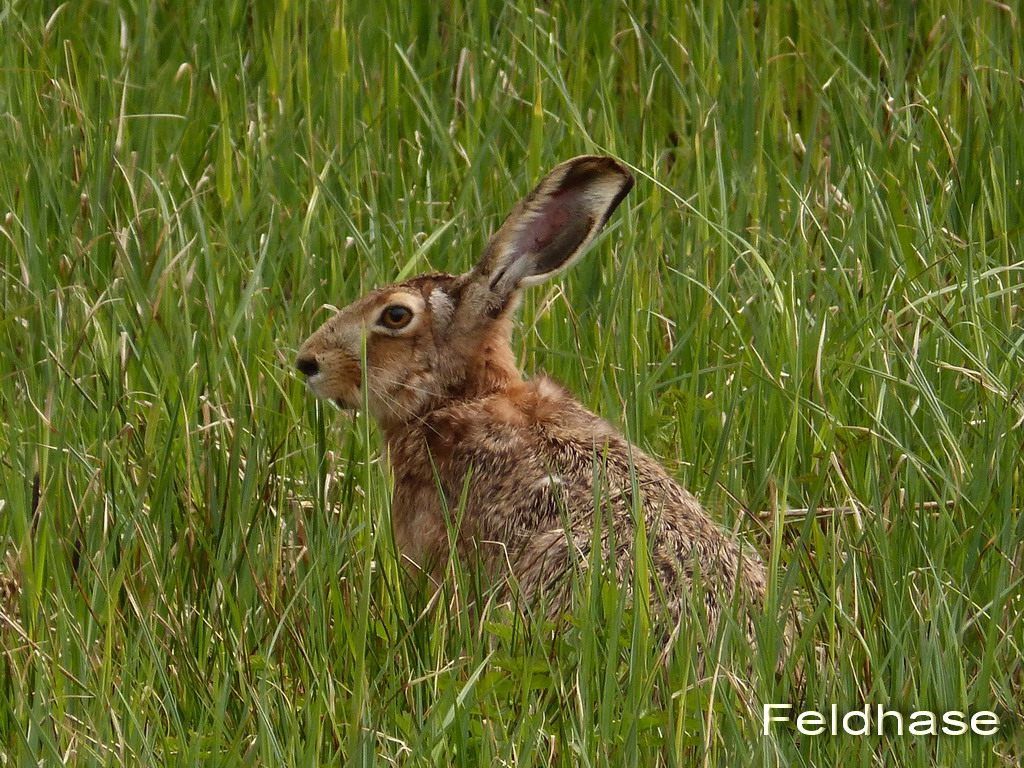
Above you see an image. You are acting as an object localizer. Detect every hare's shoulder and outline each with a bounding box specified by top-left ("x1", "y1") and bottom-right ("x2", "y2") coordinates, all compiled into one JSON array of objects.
[
  {"x1": 414, "y1": 375, "x2": 619, "y2": 461},
  {"x1": 402, "y1": 377, "x2": 706, "y2": 518},
  {"x1": 408, "y1": 378, "x2": 681, "y2": 520}
]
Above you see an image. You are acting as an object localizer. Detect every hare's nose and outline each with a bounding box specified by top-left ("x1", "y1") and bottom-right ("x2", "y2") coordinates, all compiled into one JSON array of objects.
[{"x1": 296, "y1": 356, "x2": 320, "y2": 377}]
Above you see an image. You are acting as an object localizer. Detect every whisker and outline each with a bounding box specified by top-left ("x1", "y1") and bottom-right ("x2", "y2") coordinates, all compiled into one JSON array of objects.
[
  {"x1": 352, "y1": 367, "x2": 453, "y2": 442},
  {"x1": 366, "y1": 381, "x2": 448, "y2": 440},
  {"x1": 370, "y1": 371, "x2": 444, "y2": 400}
]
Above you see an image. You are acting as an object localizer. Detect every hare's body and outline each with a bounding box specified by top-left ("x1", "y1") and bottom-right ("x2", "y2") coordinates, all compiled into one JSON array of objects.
[
  {"x1": 298, "y1": 156, "x2": 776, "y2": 645},
  {"x1": 385, "y1": 372, "x2": 767, "y2": 625}
]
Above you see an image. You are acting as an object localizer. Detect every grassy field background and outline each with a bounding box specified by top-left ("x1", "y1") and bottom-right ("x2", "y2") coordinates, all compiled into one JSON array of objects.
[{"x1": 1, "y1": 1, "x2": 1022, "y2": 765}]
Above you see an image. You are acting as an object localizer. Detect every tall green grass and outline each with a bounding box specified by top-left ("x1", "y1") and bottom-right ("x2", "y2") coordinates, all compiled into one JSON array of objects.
[{"x1": 1, "y1": 1, "x2": 1021, "y2": 764}]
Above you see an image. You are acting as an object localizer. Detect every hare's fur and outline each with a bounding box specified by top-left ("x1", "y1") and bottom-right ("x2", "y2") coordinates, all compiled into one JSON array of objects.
[{"x1": 298, "y1": 156, "x2": 779, "y2": 645}]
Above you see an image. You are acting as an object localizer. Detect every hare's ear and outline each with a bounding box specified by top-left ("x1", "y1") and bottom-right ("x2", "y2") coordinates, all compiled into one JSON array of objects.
[{"x1": 469, "y1": 156, "x2": 633, "y2": 308}]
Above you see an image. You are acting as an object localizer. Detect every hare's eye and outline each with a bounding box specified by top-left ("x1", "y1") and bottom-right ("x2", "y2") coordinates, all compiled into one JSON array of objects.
[{"x1": 379, "y1": 305, "x2": 413, "y2": 330}]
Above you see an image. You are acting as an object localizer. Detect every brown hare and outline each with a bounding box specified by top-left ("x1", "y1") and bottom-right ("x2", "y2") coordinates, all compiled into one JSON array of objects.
[{"x1": 297, "y1": 156, "x2": 778, "y2": 648}]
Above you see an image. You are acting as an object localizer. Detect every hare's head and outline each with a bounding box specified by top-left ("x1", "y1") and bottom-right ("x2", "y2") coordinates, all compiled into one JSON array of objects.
[{"x1": 296, "y1": 155, "x2": 633, "y2": 428}]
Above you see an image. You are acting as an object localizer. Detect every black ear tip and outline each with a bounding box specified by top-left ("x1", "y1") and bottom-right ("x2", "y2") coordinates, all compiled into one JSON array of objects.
[
  {"x1": 600, "y1": 156, "x2": 634, "y2": 185},
  {"x1": 617, "y1": 163, "x2": 635, "y2": 195},
  {"x1": 595, "y1": 157, "x2": 634, "y2": 224},
  {"x1": 561, "y1": 155, "x2": 633, "y2": 190}
]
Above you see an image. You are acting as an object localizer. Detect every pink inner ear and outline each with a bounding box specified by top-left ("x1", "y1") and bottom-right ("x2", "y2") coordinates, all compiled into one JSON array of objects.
[
  {"x1": 517, "y1": 200, "x2": 570, "y2": 253},
  {"x1": 498, "y1": 183, "x2": 597, "y2": 280},
  {"x1": 480, "y1": 157, "x2": 631, "y2": 295}
]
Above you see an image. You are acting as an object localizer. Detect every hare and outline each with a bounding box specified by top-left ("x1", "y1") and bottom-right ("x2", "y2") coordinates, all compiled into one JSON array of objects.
[{"x1": 297, "y1": 156, "x2": 778, "y2": 647}]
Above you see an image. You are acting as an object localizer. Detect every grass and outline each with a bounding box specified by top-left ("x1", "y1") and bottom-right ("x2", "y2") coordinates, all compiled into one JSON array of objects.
[{"x1": 1, "y1": 0, "x2": 1022, "y2": 764}]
